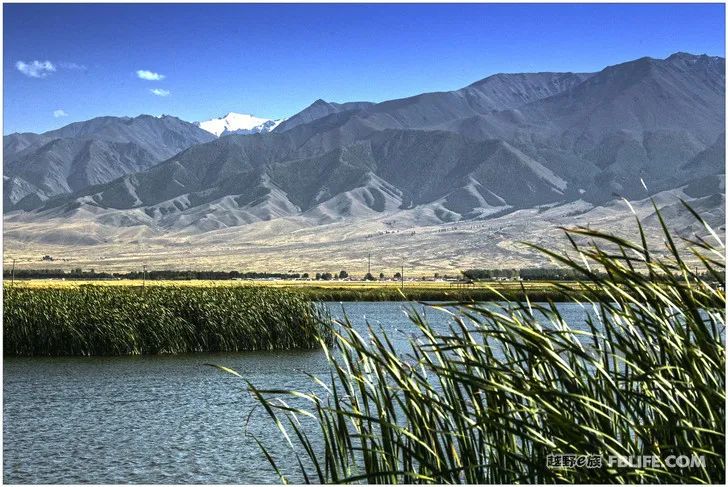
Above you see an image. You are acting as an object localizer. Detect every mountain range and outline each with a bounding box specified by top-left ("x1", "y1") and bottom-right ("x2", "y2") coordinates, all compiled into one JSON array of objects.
[
  {"x1": 4, "y1": 115, "x2": 215, "y2": 210},
  {"x1": 3, "y1": 52, "x2": 725, "y2": 270}
]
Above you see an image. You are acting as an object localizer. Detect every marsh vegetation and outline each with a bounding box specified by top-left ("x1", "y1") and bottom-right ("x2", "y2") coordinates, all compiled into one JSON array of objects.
[
  {"x1": 236, "y1": 207, "x2": 726, "y2": 483},
  {"x1": 3, "y1": 286, "x2": 330, "y2": 356}
]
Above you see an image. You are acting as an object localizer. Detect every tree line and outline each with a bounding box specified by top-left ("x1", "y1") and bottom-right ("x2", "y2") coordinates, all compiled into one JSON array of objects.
[
  {"x1": 461, "y1": 267, "x2": 589, "y2": 281},
  {"x1": 6, "y1": 267, "x2": 721, "y2": 284},
  {"x1": 0, "y1": 267, "x2": 607, "y2": 281},
  {"x1": 4, "y1": 269, "x2": 306, "y2": 280},
  {"x1": 4, "y1": 268, "x2": 355, "y2": 281}
]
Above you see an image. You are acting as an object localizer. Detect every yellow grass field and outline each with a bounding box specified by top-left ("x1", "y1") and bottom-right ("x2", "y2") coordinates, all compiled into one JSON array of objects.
[
  {"x1": 5, "y1": 278, "x2": 573, "y2": 302},
  {"x1": 5, "y1": 278, "x2": 563, "y2": 292}
]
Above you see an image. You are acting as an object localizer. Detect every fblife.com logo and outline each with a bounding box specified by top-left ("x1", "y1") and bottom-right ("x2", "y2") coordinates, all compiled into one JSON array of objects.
[{"x1": 547, "y1": 454, "x2": 706, "y2": 469}]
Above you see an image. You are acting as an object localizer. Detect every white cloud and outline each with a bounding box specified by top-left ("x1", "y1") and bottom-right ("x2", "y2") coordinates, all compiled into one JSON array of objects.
[
  {"x1": 53, "y1": 109, "x2": 69, "y2": 118},
  {"x1": 136, "y1": 69, "x2": 165, "y2": 81},
  {"x1": 16, "y1": 60, "x2": 56, "y2": 78},
  {"x1": 150, "y1": 88, "x2": 170, "y2": 97}
]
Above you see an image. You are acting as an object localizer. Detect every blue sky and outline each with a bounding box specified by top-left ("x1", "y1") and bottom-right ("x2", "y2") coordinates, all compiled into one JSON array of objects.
[{"x1": 3, "y1": 3, "x2": 725, "y2": 134}]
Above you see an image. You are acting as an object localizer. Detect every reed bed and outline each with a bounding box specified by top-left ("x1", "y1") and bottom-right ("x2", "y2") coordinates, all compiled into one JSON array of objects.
[
  {"x1": 240, "y1": 205, "x2": 725, "y2": 483},
  {"x1": 4, "y1": 286, "x2": 330, "y2": 356}
]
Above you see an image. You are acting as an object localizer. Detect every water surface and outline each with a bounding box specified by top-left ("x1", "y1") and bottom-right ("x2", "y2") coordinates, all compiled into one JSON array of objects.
[{"x1": 4, "y1": 301, "x2": 592, "y2": 484}]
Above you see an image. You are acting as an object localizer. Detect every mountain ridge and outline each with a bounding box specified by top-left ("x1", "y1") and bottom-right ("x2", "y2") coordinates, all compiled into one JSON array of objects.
[
  {"x1": 4, "y1": 52, "x2": 724, "y2": 244},
  {"x1": 4, "y1": 114, "x2": 215, "y2": 210}
]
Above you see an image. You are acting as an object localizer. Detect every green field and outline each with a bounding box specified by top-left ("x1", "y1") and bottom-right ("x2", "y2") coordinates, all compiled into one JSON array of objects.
[{"x1": 6, "y1": 278, "x2": 572, "y2": 301}]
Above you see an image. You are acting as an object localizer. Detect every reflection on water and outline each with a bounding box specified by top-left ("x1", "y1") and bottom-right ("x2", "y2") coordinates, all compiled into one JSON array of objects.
[{"x1": 4, "y1": 302, "x2": 592, "y2": 484}]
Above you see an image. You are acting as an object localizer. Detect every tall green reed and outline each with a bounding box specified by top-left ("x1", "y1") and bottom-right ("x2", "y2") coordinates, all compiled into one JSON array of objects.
[
  {"x1": 242, "y1": 203, "x2": 725, "y2": 483},
  {"x1": 4, "y1": 286, "x2": 331, "y2": 356}
]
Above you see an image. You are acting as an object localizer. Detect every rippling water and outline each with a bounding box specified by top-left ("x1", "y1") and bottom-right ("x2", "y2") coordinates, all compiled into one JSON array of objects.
[{"x1": 4, "y1": 301, "x2": 592, "y2": 484}]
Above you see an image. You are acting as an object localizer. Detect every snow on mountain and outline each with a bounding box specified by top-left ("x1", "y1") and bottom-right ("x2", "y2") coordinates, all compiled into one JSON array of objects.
[{"x1": 195, "y1": 112, "x2": 284, "y2": 137}]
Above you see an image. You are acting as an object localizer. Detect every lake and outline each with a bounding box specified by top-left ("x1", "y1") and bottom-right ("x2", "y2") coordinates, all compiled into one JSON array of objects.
[{"x1": 3, "y1": 301, "x2": 594, "y2": 484}]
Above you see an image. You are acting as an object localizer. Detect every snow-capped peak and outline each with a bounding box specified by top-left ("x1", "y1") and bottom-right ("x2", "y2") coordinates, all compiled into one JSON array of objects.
[{"x1": 195, "y1": 112, "x2": 284, "y2": 137}]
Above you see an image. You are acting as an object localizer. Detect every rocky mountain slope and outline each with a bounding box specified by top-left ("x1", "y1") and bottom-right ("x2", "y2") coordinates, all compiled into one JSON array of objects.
[
  {"x1": 5, "y1": 53, "x2": 724, "y2": 244},
  {"x1": 4, "y1": 115, "x2": 215, "y2": 210}
]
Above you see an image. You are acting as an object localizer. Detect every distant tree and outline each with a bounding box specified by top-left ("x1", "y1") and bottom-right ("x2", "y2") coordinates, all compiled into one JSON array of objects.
[
  {"x1": 463, "y1": 269, "x2": 491, "y2": 280},
  {"x1": 302, "y1": 273, "x2": 309, "y2": 278},
  {"x1": 462, "y1": 267, "x2": 586, "y2": 281},
  {"x1": 393, "y1": 272, "x2": 401, "y2": 279},
  {"x1": 364, "y1": 273, "x2": 376, "y2": 281},
  {"x1": 321, "y1": 272, "x2": 333, "y2": 280},
  {"x1": 379, "y1": 272, "x2": 385, "y2": 280},
  {"x1": 339, "y1": 270, "x2": 348, "y2": 279},
  {"x1": 315, "y1": 273, "x2": 322, "y2": 280}
]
